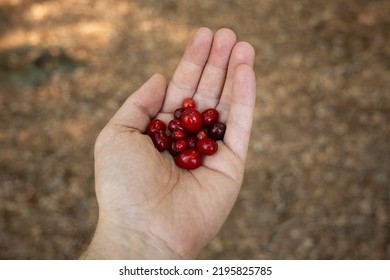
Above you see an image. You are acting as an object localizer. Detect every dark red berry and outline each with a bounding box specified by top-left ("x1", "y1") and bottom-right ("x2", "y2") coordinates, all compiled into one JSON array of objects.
[
  {"x1": 147, "y1": 119, "x2": 166, "y2": 136},
  {"x1": 208, "y1": 121, "x2": 226, "y2": 140},
  {"x1": 202, "y1": 108, "x2": 219, "y2": 126},
  {"x1": 150, "y1": 130, "x2": 169, "y2": 151},
  {"x1": 181, "y1": 108, "x2": 203, "y2": 133},
  {"x1": 182, "y1": 97, "x2": 196, "y2": 109},
  {"x1": 197, "y1": 138, "x2": 218, "y2": 155},
  {"x1": 168, "y1": 137, "x2": 180, "y2": 156},
  {"x1": 174, "y1": 108, "x2": 184, "y2": 119},
  {"x1": 168, "y1": 119, "x2": 185, "y2": 132},
  {"x1": 186, "y1": 135, "x2": 197, "y2": 148},
  {"x1": 172, "y1": 129, "x2": 186, "y2": 140},
  {"x1": 175, "y1": 148, "x2": 202, "y2": 170},
  {"x1": 174, "y1": 139, "x2": 188, "y2": 152}
]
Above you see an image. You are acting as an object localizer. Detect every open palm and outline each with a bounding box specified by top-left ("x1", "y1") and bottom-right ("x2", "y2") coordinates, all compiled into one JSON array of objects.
[{"x1": 83, "y1": 28, "x2": 256, "y2": 259}]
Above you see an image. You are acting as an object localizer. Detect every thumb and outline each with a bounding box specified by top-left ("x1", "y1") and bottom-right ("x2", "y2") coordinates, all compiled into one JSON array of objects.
[{"x1": 108, "y1": 73, "x2": 167, "y2": 132}]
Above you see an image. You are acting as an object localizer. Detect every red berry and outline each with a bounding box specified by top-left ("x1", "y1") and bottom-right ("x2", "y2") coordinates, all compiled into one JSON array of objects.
[
  {"x1": 150, "y1": 130, "x2": 169, "y2": 151},
  {"x1": 202, "y1": 108, "x2": 219, "y2": 126},
  {"x1": 146, "y1": 98, "x2": 225, "y2": 170},
  {"x1": 181, "y1": 108, "x2": 203, "y2": 133},
  {"x1": 174, "y1": 108, "x2": 184, "y2": 119},
  {"x1": 196, "y1": 129, "x2": 208, "y2": 140},
  {"x1": 197, "y1": 138, "x2": 218, "y2": 155},
  {"x1": 172, "y1": 129, "x2": 186, "y2": 140},
  {"x1": 208, "y1": 121, "x2": 226, "y2": 140},
  {"x1": 175, "y1": 148, "x2": 202, "y2": 170},
  {"x1": 168, "y1": 119, "x2": 185, "y2": 132},
  {"x1": 174, "y1": 139, "x2": 188, "y2": 152},
  {"x1": 147, "y1": 119, "x2": 166, "y2": 136},
  {"x1": 182, "y1": 97, "x2": 196, "y2": 109}
]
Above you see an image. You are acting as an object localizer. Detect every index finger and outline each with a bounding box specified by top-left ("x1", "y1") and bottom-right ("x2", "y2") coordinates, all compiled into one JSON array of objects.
[{"x1": 161, "y1": 27, "x2": 213, "y2": 113}]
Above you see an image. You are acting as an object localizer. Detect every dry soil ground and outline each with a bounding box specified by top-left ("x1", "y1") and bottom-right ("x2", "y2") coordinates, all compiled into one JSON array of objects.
[{"x1": 0, "y1": 0, "x2": 389, "y2": 259}]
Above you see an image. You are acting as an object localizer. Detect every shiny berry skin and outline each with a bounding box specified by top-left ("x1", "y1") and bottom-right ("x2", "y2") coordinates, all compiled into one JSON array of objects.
[
  {"x1": 181, "y1": 108, "x2": 203, "y2": 133},
  {"x1": 202, "y1": 108, "x2": 219, "y2": 126},
  {"x1": 182, "y1": 97, "x2": 196, "y2": 109},
  {"x1": 174, "y1": 108, "x2": 184, "y2": 119},
  {"x1": 197, "y1": 138, "x2": 218, "y2": 155},
  {"x1": 150, "y1": 130, "x2": 169, "y2": 151},
  {"x1": 168, "y1": 119, "x2": 184, "y2": 132},
  {"x1": 174, "y1": 139, "x2": 188, "y2": 152},
  {"x1": 208, "y1": 121, "x2": 226, "y2": 140},
  {"x1": 147, "y1": 119, "x2": 166, "y2": 136},
  {"x1": 172, "y1": 129, "x2": 186, "y2": 140},
  {"x1": 175, "y1": 148, "x2": 202, "y2": 170}
]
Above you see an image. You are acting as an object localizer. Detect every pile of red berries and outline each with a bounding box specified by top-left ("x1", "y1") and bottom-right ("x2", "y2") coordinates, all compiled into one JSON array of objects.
[{"x1": 146, "y1": 98, "x2": 226, "y2": 170}]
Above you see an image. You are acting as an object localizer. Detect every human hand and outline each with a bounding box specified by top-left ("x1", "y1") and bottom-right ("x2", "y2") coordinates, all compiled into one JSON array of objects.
[{"x1": 81, "y1": 27, "x2": 256, "y2": 259}]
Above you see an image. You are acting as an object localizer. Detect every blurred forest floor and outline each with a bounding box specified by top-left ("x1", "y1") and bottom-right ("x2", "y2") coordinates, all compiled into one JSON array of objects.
[{"x1": 0, "y1": 0, "x2": 389, "y2": 259}]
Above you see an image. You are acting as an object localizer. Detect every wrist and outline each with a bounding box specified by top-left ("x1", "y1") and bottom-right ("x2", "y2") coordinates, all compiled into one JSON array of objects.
[{"x1": 80, "y1": 218, "x2": 183, "y2": 260}]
